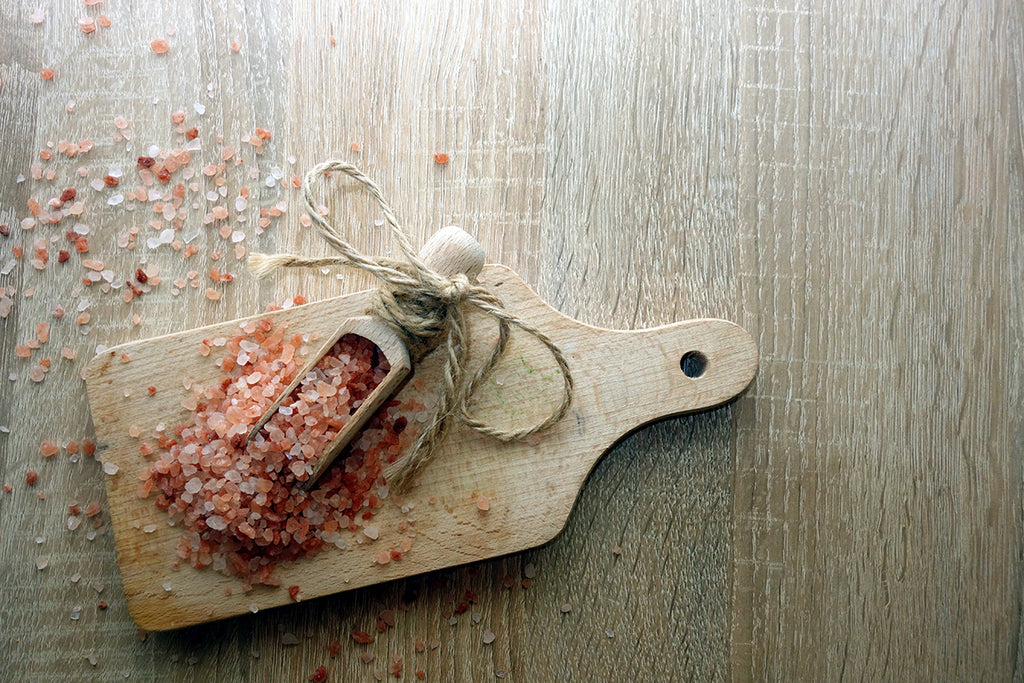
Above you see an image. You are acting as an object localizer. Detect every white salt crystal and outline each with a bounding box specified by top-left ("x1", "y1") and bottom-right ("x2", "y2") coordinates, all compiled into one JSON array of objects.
[
  {"x1": 185, "y1": 477, "x2": 202, "y2": 494},
  {"x1": 67, "y1": 516, "x2": 81, "y2": 531},
  {"x1": 102, "y1": 461, "x2": 120, "y2": 475},
  {"x1": 107, "y1": 193, "x2": 124, "y2": 206},
  {"x1": 234, "y1": 196, "x2": 247, "y2": 212},
  {"x1": 193, "y1": 102, "x2": 206, "y2": 115},
  {"x1": 363, "y1": 526, "x2": 379, "y2": 540},
  {"x1": 142, "y1": 524, "x2": 157, "y2": 533},
  {"x1": 230, "y1": 230, "x2": 244, "y2": 243},
  {"x1": 90, "y1": 178, "x2": 105, "y2": 191},
  {"x1": 70, "y1": 606, "x2": 81, "y2": 621},
  {"x1": 206, "y1": 515, "x2": 226, "y2": 530},
  {"x1": 35, "y1": 555, "x2": 49, "y2": 570}
]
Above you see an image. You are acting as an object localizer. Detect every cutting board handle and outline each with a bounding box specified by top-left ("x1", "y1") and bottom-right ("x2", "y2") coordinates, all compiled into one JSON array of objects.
[{"x1": 564, "y1": 317, "x2": 758, "y2": 439}]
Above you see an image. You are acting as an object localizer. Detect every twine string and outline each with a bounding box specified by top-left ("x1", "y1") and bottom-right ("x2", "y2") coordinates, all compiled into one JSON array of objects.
[{"x1": 249, "y1": 161, "x2": 574, "y2": 488}]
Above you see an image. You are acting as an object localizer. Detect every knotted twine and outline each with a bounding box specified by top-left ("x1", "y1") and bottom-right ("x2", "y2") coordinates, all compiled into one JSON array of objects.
[{"x1": 248, "y1": 161, "x2": 574, "y2": 489}]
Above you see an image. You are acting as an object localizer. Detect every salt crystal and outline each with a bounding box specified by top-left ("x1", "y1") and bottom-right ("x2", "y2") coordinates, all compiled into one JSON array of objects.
[
  {"x1": 90, "y1": 178, "x2": 105, "y2": 191},
  {"x1": 559, "y1": 603, "x2": 571, "y2": 613},
  {"x1": 234, "y1": 196, "x2": 247, "y2": 212},
  {"x1": 524, "y1": 563, "x2": 537, "y2": 578},
  {"x1": 87, "y1": 654, "x2": 97, "y2": 667},
  {"x1": 163, "y1": 583, "x2": 172, "y2": 592},
  {"x1": 142, "y1": 524, "x2": 157, "y2": 533},
  {"x1": 482, "y1": 630, "x2": 495, "y2": 644},
  {"x1": 16, "y1": 174, "x2": 25, "y2": 183},
  {"x1": 363, "y1": 526, "x2": 379, "y2": 540},
  {"x1": 86, "y1": 530, "x2": 96, "y2": 541},
  {"x1": 35, "y1": 555, "x2": 49, "y2": 570},
  {"x1": 207, "y1": 515, "x2": 226, "y2": 530},
  {"x1": 249, "y1": 603, "x2": 259, "y2": 613},
  {"x1": 70, "y1": 572, "x2": 81, "y2": 583},
  {"x1": 92, "y1": 582, "x2": 105, "y2": 593},
  {"x1": 67, "y1": 516, "x2": 81, "y2": 531},
  {"x1": 193, "y1": 102, "x2": 206, "y2": 115},
  {"x1": 73, "y1": 223, "x2": 90, "y2": 235},
  {"x1": 185, "y1": 477, "x2": 202, "y2": 494},
  {"x1": 102, "y1": 461, "x2": 120, "y2": 475},
  {"x1": 159, "y1": 228, "x2": 174, "y2": 244},
  {"x1": 70, "y1": 606, "x2": 82, "y2": 621},
  {"x1": 35, "y1": 536, "x2": 44, "y2": 544},
  {"x1": 107, "y1": 193, "x2": 124, "y2": 206},
  {"x1": 147, "y1": 145, "x2": 160, "y2": 157},
  {"x1": 230, "y1": 230, "x2": 244, "y2": 243}
]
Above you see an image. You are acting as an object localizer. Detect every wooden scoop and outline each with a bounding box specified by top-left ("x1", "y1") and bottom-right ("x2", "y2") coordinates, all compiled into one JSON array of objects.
[
  {"x1": 244, "y1": 226, "x2": 484, "y2": 488},
  {"x1": 85, "y1": 248, "x2": 757, "y2": 631}
]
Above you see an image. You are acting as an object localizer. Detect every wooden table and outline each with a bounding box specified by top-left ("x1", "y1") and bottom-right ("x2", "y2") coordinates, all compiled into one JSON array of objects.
[{"x1": 1, "y1": 1, "x2": 1020, "y2": 680}]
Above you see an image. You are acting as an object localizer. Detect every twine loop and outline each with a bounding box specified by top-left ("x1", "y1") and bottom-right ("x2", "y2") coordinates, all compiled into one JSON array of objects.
[{"x1": 249, "y1": 161, "x2": 573, "y2": 489}]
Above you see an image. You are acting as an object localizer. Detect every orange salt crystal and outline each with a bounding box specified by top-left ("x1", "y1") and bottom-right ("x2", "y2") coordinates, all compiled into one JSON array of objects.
[
  {"x1": 15, "y1": 345, "x2": 31, "y2": 358},
  {"x1": 40, "y1": 441, "x2": 59, "y2": 457},
  {"x1": 205, "y1": 288, "x2": 221, "y2": 301},
  {"x1": 66, "y1": 440, "x2": 80, "y2": 455},
  {"x1": 433, "y1": 152, "x2": 450, "y2": 165},
  {"x1": 36, "y1": 322, "x2": 50, "y2": 344},
  {"x1": 97, "y1": 15, "x2": 111, "y2": 28},
  {"x1": 40, "y1": 68, "x2": 54, "y2": 81},
  {"x1": 230, "y1": 40, "x2": 241, "y2": 53},
  {"x1": 150, "y1": 39, "x2": 170, "y2": 54},
  {"x1": 79, "y1": 17, "x2": 96, "y2": 33},
  {"x1": 476, "y1": 494, "x2": 490, "y2": 512},
  {"x1": 62, "y1": 347, "x2": 75, "y2": 360},
  {"x1": 171, "y1": 110, "x2": 186, "y2": 124}
]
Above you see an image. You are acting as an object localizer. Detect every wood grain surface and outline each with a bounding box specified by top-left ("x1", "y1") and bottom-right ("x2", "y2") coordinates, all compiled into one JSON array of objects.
[{"x1": 1, "y1": 0, "x2": 1021, "y2": 681}]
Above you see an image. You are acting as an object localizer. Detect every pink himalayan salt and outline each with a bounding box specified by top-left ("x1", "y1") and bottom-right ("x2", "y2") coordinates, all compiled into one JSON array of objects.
[{"x1": 143, "y1": 320, "x2": 418, "y2": 585}]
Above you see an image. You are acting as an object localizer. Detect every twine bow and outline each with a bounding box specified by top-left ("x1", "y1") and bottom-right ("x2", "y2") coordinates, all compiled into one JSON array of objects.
[{"x1": 249, "y1": 161, "x2": 573, "y2": 489}]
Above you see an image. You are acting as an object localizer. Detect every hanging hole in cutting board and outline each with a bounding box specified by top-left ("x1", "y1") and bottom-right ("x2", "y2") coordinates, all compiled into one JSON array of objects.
[{"x1": 680, "y1": 351, "x2": 708, "y2": 378}]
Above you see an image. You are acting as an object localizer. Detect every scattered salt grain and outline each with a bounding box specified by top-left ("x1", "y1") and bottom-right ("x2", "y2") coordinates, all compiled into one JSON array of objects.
[
  {"x1": 70, "y1": 606, "x2": 82, "y2": 621},
  {"x1": 35, "y1": 555, "x2": 49, "y2": 570},
  {"x1": 559, "y1": 603, "x2": 572, "y2": 613},
  {"x1": 363, "y1": 526, "x2": 379, "y2": 540},
  {"x1": 102, "y1": 461, "x2": 120, "y2": 476},
  {"x1": 482, "y1": 629, "x2": 495, "y2": 644}
]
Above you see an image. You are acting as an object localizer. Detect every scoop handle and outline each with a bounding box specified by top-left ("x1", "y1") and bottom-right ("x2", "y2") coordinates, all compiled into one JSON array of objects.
[{"x1": 417, "y1": 226, "x2": 485, "y2": 280}]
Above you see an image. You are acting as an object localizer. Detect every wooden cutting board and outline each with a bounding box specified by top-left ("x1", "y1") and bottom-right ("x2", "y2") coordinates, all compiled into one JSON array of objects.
[{"x1": 85, "y1": 264, "x2": 757, "y2": 630}]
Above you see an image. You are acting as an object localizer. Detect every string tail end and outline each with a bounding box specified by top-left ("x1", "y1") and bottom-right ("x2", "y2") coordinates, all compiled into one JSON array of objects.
[{"x1": 248, "y1": 252, "x2": 292, "y2": 278}]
